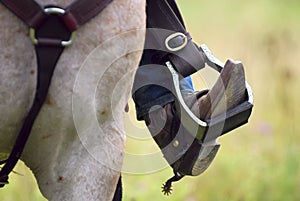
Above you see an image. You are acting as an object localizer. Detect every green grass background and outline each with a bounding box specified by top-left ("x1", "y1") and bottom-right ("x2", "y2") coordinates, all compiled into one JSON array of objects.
[{"x1": 1, "y1": 0, "x2": 299, "y2": 200}]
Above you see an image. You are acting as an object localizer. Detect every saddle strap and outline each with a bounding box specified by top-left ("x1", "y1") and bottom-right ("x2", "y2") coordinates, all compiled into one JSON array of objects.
[
  {"x1": 0, "y1": 0, "x2": 112, "y2": 30},
  {"x1": 145, "y1": 0, "x2": 206, "y2": 77},
  {"x1": 0, "y1": 0, "x2": 113, "y2": 187}
]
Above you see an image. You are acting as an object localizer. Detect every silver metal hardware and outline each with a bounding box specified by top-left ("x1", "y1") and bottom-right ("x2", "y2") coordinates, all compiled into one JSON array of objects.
[
  {"x1": 166, "y1": 61, "x2": 208, "y2": 128},
  {"x1": 173, "y1": 140, "x2": 179, "y2": 147},
  {"x1": 29, "y1": 28, "x2": 38, "y2": 45},
  {"x1": 29, "y1": 7, "x2": 76, "y2": 47},
  {"x1": 165, "y1": 32, "x2": 188, "y2": 52},
  {"x1": 44, "y1": 7, "x2": 65, "y2": 15}
]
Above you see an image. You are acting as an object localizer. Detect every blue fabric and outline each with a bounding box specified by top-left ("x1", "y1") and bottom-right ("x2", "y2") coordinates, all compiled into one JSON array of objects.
[
  {"x1": 180, "y1": 76, "x2": 194, "y2": 95},
  {"x1": 132, "y1": 64, "x2": 194, "y2": 120}
]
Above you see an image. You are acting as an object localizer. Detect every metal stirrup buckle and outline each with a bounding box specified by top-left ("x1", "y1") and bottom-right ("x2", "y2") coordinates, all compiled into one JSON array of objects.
[
  {"x1": 29, "y1": 7, "x2": 76, "y2": 47},
  {"x1": 165, "y1": 32, "x2": 188, "y2": 52}
]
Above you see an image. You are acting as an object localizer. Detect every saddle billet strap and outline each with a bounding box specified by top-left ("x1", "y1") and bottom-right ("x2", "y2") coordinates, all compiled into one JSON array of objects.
[
  {"x1": 166, "y1": 0, "x2": 186, "y2": 28},
  {"x1": 147, "y1": 0, "x2": 185, "y2": 32},
  {"x1": 0, "y1": 0, "x2": 113, "y2": 30},
  {"x1": 145, "y1": 0, "x2": 206, "y2": 77}
]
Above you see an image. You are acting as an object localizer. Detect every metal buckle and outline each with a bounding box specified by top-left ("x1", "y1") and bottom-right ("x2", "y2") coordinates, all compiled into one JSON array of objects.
[
  {"x1": 165, "y1": 32, "x2": 188, "y2": 52},
  {"x1": 29, "y1": 7, "x2": 76, "y2": 47}
]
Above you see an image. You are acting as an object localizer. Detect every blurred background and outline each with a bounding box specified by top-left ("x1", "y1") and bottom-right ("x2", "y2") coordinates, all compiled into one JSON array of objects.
[{"x1": 1, "y1": 0, "x2": 299, "y2": 200}]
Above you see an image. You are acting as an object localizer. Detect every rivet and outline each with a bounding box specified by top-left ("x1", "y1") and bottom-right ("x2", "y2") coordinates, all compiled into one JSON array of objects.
[{"x1": 173, "y1": 140, "x2": 179, "y2": 147}]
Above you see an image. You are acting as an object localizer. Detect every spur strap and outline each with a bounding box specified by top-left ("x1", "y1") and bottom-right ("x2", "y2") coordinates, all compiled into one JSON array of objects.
[{"x1": 0, "y1": 0, "x2": 113, "y2": 187}]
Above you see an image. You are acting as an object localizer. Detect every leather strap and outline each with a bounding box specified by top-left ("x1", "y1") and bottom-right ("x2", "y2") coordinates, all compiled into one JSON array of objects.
[
  {"x1": 0, "y1": 0, "x2": 112, "y2": 30},
  {"x1": 145, "y1": 0, "x2": 206, "y2": 77},
  {"x1": 0, "y1": 46, "x2": 65, "y2": 187},
  {"x1": 0, "y1": 0, "x2": 43, "y2": 27},
  {"x1": 65, "y1": 0, "x2": 112, "y2": 31}
]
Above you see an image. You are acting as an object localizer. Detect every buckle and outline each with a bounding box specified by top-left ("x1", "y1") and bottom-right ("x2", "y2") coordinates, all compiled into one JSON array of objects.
[
  {"x1": 29, "y1": 7, "x2": 76, "y2": 47},
  {"x1": 165, "y1": 32, "x2": 188, "y2": 52}
]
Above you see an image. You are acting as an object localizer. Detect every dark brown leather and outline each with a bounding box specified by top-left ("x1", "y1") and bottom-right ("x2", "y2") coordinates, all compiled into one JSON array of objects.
[
  {"x1": 0, "y1": 0, "x2": 43, "y2": 27},
  {"x1": 144, "y1": 0, "x2": 206, "y2": 77},
  {"x1": 0, "y1": 0, "x2": 113, "y2": 30},
  {"x1": 144, "y1": 92, "x2": 202, "y2": 173}
]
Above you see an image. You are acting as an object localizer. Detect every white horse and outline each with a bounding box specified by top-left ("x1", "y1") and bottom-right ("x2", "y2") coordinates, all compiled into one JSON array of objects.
[{"x1": 0, "y1": 0, "x2": 145, "y2": 200}]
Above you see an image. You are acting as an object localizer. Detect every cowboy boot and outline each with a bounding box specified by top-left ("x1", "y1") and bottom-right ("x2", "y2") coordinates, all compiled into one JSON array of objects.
[
  {"x1": 193, "y1": 59, "x2": 246, "y2": 120},
  {"x1": 144, "y1": 59, "x2": 247, "y2": 176}
]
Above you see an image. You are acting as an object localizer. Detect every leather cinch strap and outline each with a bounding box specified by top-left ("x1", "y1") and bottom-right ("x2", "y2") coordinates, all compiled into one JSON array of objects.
[{"x1": 0, "y1": 0, "x2": 113, "y2": 187}]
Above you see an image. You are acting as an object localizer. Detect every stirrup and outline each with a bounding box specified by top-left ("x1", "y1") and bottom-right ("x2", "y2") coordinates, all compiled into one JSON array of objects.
[
  {"x1": 136, "y1": 0, "x2": 254, "y2": 195},
  {"x1": 161, "y1": 44, "x2": 253, "y2": 195},
  {"x1": 168, "y1": 44, "x2": 253, "y2": 142}
]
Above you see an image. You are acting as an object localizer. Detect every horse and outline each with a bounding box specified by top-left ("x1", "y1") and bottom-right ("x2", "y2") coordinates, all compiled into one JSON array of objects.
[{"x1": 0, "y1": 0, "x2": 146, "y2": 200}]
